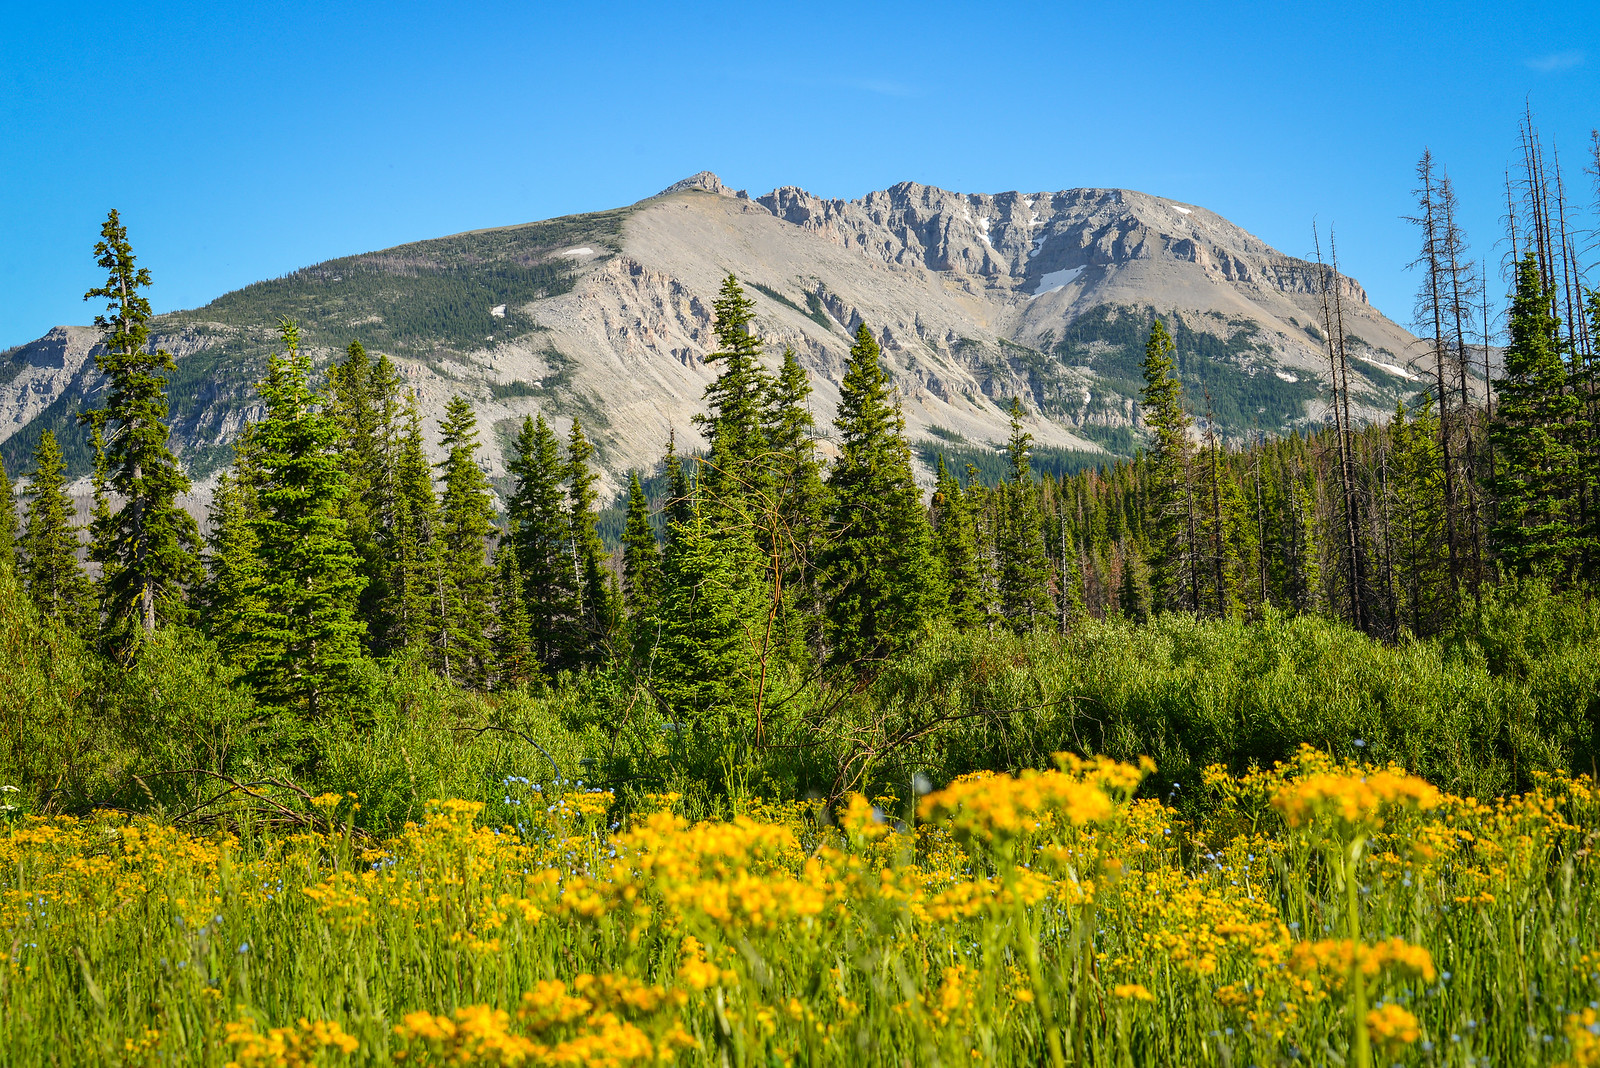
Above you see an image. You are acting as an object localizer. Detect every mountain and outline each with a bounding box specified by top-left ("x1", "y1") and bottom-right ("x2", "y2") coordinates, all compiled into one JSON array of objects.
[{"x1": 0, "y1": 172, "x2": 1422, "y2": 500}]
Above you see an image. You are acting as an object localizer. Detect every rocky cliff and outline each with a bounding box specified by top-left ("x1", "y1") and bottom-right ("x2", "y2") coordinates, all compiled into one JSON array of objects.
[{"x1": 0, "y1": 173, "x2": 1422, "y2": 500}]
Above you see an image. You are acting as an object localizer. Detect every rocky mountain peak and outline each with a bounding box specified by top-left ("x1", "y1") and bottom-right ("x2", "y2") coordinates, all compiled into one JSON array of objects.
[{"x1": 656, "y1": 171, "x2": 734, "y2": 198}]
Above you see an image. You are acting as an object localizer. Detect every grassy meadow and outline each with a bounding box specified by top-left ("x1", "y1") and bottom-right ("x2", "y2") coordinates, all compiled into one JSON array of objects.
[{"x1": 4, "y1": 572, "x2": 1600, "y2": 1065}]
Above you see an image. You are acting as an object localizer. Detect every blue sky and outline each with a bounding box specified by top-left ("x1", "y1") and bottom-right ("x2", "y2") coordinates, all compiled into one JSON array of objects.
[{"x1": 2, "y1": 0, "x2": 1596, "y2": 351}]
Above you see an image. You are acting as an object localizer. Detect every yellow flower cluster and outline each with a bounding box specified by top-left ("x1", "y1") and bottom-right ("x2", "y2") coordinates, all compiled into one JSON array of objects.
[
  {"x1": 1364, "y1": 1003, "x2": 1421, "y2": 1055},
  {"x1": 224, "y1": 1014, "x2": 359, "y2": 1068},
  {"x1": 4, "y1": 751, "x2": 1595, "y2": 1066},
  {"x1": 1273, "y1": 764, "x2": 1441, "y2": 833}
]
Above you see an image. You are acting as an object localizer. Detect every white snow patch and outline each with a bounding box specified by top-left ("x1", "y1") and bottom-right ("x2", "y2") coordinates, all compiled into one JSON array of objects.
[
  {"x1": 559, "y1": 247, "x2": 594, "y2": 257},
  {"x1": 1028, "y1": 233, "x2": 1050, "y2": 259},
  {"x1": 1032, "y1": 266, "x2": 1085, "y2": 296},
  {"x1": 1274, "y1": 370, "x2": 1298, "y2": 382},
  {"x1": 490, "y1": 304, "x2": 507, "y2": 319},
  {"x1": 1359, "y1": 356, "x2": 1417, "y2": 380},
  {"x1": 1024, "y1": 197, "x2": 1034, "y2": 209},
  {"x1": 975, "y1": 216, "x2": 992, "y2": 245},
  {"x1": 1170, "y1": 204, "x2": 1192, "y2": 215}
]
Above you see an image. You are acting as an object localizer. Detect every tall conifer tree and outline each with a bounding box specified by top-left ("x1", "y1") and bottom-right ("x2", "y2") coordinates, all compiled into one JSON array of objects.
[
  {"x1": 1489, "y1": 252, "x2": 1590, "y2": 580},
  {"x1": 435, "y1": 396, "x2": 495, "y2": 684},
  {"x1": 819, "y1": 324, "x2": 935, "y2": 668},
  {"x1": 565, "y1": 417, "x2": 613, "y2": 668},
  {"x1": 20, "y1": 431, "x2": 92, "y2": 628},
  {"x1": 241, "y1": 321, "x2": 367, "y2": 715},
  {"x1": 930, "y1": 456, "x2": 982, "y2": 630},
  {"x1": 79, "y1": 210, "x2": 201, "y2": 636},
  {"x1": 387, "y1": 396, "x2": 441, "y2": 654},
  {"x1": 995, "y1": 398, "x2": 1051, "y2": 631},
  {"x1": 0, "y1": 459, "x2": 17, "y2": 571},
  {"x1": 622, "y1": 471, "x2": 661, "y2": 620},
  {"x1": 199, "y1": 470, "x2": 264, "y2": 671},
  {"x1": 1139, "y1": 318, "x2": 1196, "y2": 612},
  {"x1": 697, "y1": 276, "x2": 771, "y2": 502},
  {"x1": 507, "y1": 414, "x2": 573, "y2": 671},
  {"x1": 493, "y1": 546, "x2": 539, "y2": 690}
]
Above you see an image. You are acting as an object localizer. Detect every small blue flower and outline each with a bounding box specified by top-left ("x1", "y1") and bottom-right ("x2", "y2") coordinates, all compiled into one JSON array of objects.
[{"x1": 238, "y1": 942, "x2": 251, "y2": 954}]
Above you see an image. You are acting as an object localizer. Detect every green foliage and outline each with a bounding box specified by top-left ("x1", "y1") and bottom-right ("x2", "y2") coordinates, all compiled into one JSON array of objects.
[
  {"x1": 19, "y1": 430, "x2": 92, "y2": 629},
  {"x1": 1489, "y1": 252, "x2": 1592, "y2": 582},
  {"x1": 79, "y1": 209, "x2": 202, "y2": 636},
  {"x1": 565, "y1": 417, "x2": 613, "y2": 670},
  {"x1": 436, "y1": 395, "x2": 496, "y2": 684},
  {"x1": 237, "y1": 321, "x2": 368, "y2": 717},
  {"x1": 506, "y1": 414, "x2": 574, "y2": 670},
  {"x1": 0, "y1": 458, "x2": 16, "y2": 568},
  {"x1": 820, "y1": 325, "x2": 937, "y2": 668},
  {"x1": 1052, "y1": 304, "x2": 1323, "y2": 429},
  {"x1": 1141, "y1": 318, "x2": 1196, "y2": 613},
  {"x1": 621, "y1": 470, "x2": 661, "y2": 621}
]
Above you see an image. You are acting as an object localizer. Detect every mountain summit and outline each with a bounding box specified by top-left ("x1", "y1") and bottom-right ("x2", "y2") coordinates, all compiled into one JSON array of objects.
[{"x1": 1, "y1": 176, "x2": 1418, "y2": 495}]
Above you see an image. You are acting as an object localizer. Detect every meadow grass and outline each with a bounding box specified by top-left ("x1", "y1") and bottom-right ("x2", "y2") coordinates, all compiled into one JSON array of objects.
[{"x1": 3, "y1": 749, "x2": 1597, "y2": 1066}]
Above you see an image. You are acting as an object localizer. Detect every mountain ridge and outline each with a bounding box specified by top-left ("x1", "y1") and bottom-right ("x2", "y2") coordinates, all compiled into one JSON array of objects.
[{"x1": 1, "y1": 173, "x2": 1422, "y2": 501}]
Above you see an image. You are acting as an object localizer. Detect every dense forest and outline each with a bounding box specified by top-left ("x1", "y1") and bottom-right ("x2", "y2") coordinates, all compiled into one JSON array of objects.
[{"x1": 3, "y1": 125, "x2": 1600, "y2": 828}]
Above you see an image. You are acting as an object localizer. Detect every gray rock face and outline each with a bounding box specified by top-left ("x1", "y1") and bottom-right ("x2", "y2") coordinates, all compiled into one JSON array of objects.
[{"x1": 1, "y1": 173, "x2": 1421, "y2": 504}]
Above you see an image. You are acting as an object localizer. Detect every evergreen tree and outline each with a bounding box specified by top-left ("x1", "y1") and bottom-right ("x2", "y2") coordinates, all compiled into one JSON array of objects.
[
  {"x1": 20, "y1": 431, "x2": 92, "y2": 627},
  {"x1": 697, "y1": 275, "x2": 771, "y2": 501},
  {"x1": 506, "y1": 414, "x2": 574, "y2": 671},
  {"x1": 328, "y1": 340, "x2": 401, "y2": 651},
  {"x1": 819, "y1": 324, "x2": 935, "y2": 668},
  {"x1": 622, "y1": 471, "x2": 661, "y2": 620},
  {"x1": 652, "y1": 481, "x2": 765, "y2": 769},
  {"x1": 79, "y1": 210, "x2": 201, "y2": 636},
  {"x1": 435, "y1": 396, "x2": 496, "y2": 684},
  {"x1": 661, "y1": 431, "x2": 695, "y2": 553},
  {"x1": 762, "y1": 347, "x2": 826, "y2": 649},
  {"x1": 1117, "y1": 543, "x2": 1153, "y2": 622},
  {"x1": 493, "y1": 545, "x2": 539, "y2": 690},
  {"x1": 930, "y1": 455, "x2": 982, "y2": 630},
  {"x1": 1390, "y1": 401, "x2": 1450, "y2": 634},
  {"x1": 387, "y1": 395, "x2": 441, "y2": 654},
  {"x1": 242, "y1": 320, "x2": 367, "y2": 716},
  {"x1": 0, "y1": 459, "x2": 17, "y2": 571},
  {"x1": 1489, "y1": 252, "x2": 1590, "y2": 581},
  {"x1": 566, "y1": 417, "x2": 613, "y2": 668},
  {"x1": 1139, "y1": 318, "x2": 1196, "y2": 612},
  {"x1": 995, "y1": 398, "x2": 1051, "y2": 632},
  {"x1": 199, "y1": 470, "x2": 264, "y2": 672}
]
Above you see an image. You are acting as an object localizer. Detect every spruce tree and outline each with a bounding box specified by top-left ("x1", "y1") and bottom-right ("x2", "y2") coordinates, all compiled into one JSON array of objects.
[
  {"x1": 1489, "y1": 252, "x2": 1590, "y2": 581},
  {"x1": 565, "y1": 417, "x2": 614, "y2": 668},
  {"x1": 930, "y1": 455, "x2": 982, "y2": 630},
  {"x1": 1390, "y1": 401, "x2": 1449, "y2": 634},
  {"x1": 0, "y1": 459, "x2": 17, "y2": 571},
  {"x1": 652, "y1": 480, "x2": 765, "y2": 768},
  {"x1": 506, "y1": 414, "x2": 574, "y2": 671},
  {"x1": 819, "y1": 324, "x2": 935, "y2": 668},
  {"x1": 329, "y1": 340, "x2": 401, "y2": 651},
  {"x1": 387, "y1": 396, "x2": 441, "y2": 654},
  {"x1": 1139, "y1": 318, "x2": 1196, "y2": 612},
  {"x1": 995, "y1": 398, "x2": 1051, "y2": 632},
  {"x1": 198, "y1": 469, "x2": 264, "y2": 671},
  {"x1": 242, "y1": 321, "x2": 367, "y2": 716},
  {"x1": 661, "y1": 431, "x2": 695, "y2": 549},
  {"x1": 79, "y1": 210, "x2": 201, "y2": 636},
  {"x1": 762, "y1": 347, "x2": 826, "y2": 648},
  {"x1": 435, "y1": 395, "x2": 496, "y2": 684},
  {"x1": 493, "y1": 545, "x2": 539, "y2": 690},
  {"x1": 1117, "y1": 543, "x2": 1153, "y2": 622},
  {"x1": 622, "y1": 471, "x2": 661, "y2": 620},
  {"x1": 20, "y1": 431, "x2": 93, "y2": 628},
  {"x1": 697, "y1": 275, "x2": 771, "y2": 501}
]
